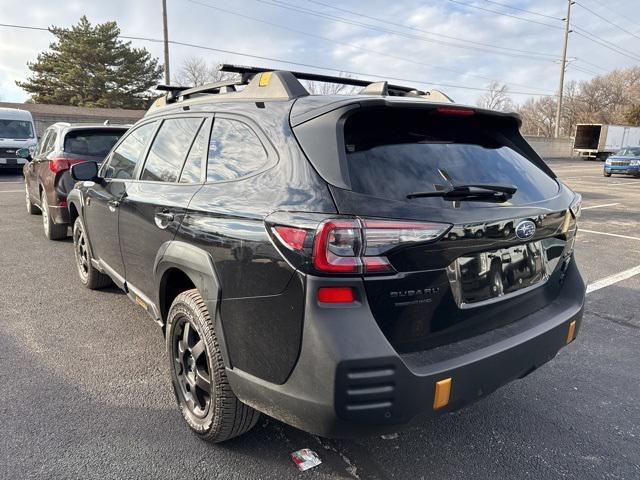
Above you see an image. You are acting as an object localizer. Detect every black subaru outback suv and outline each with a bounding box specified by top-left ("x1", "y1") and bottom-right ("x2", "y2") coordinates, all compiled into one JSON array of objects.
[{"x1": 68, "y1": 65, "x2": 585, "y2": 443}]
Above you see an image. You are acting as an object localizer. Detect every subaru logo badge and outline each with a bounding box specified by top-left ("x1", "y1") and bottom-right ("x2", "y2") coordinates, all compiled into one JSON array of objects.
[{"x1": 515, "y1": 220, "x2": 536, "y2": 240}]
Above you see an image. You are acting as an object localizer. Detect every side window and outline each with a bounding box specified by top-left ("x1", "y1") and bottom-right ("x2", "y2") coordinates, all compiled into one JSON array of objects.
[
  {"x1": 35, "y1": 130, "x2": 51, "y2": 156},
  {"x1": 141, "y1": 117, "x2": 203, "y2": 183},
  {"x1": 104, "y1": 122, "x2": 156, "y2": 179},
  {"x1": 207, "y1": 118, "x2": 268, "y2": 182},
  {"x1": 180, "y1": 122, "x2": 208, "y2": 183},
  {"x1": 42, "y1": 131, "x2": 57, "y2": 156}
]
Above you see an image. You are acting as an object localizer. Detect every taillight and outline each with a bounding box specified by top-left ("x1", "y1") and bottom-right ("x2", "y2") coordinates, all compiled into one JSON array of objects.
[
  {"x1": 48, "y1": 158, "x2": 86, "y2": 174},
  {"x1": 313, "y1": 219, "x2": 362, "y2": 273},
  {"x1": 269, "y1": 214, "x2": 450, "y2": 275},
  {"x1": 273, "y1": 226, "x2": 307, "y2": 251},
  {"x1": 49, "y1": 158, "x2": 70, "y2": 174},
  {"x1": 309, "y1": 218, "x2": 450, "y2": 274}
]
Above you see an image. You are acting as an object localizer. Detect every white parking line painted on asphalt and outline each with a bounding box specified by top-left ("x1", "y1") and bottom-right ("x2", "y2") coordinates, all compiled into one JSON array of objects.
[
  {"x1": 581, "y1": 203, "x2": 620, "y2": 210},
  {"x1": 580, "y1": 229, "x2": 640, "y2": 241},
  {"x1": 587, "y1": 265, "x2": 640, "y2": 294},
  {"x1": 0, "y1": 190, "x2": 23, "y2": 193}
]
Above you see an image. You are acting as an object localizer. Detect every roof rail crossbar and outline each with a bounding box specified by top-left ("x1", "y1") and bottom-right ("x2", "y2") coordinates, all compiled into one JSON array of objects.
[
  {"x1": 155, "y1": 84, "x2": 191, "y2": 103},
  {"x1": 156, "y1": 79, "x2": 244, "y2": 104},
  {"x1": 219, "y1": 64, "x2": 419, "y2": 95}
]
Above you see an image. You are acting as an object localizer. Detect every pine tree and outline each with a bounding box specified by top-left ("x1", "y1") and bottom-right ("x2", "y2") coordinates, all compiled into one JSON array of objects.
[{"x1": 17, "y1": 16, "x2": 163, "y2": 109}]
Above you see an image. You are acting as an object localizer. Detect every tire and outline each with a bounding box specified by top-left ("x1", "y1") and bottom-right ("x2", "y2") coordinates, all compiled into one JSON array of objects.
[
  {"x1": 72, "y1": 217, "x2": 111, "y2": 289},
  {"x1": 603, "y1": 170, "x2": 612, "y2": 177},
  {"x1": 41, "y1": 190, "x2": 67, "y2": 240},
  {"x1": 166, "y1": 289, "x2": 260, "y2": 443},
  {"x1": 25, "y1": 181, "x2": 40, "y2": 215}
]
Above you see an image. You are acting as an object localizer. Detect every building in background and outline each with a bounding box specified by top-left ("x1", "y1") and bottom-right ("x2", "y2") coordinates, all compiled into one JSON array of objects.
[{"x1": 0, "y1": 102, "x2": 144, "y2": 137}]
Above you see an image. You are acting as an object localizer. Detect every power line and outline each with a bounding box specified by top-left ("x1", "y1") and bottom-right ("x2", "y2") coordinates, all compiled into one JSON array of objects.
[
  {"x1": 578, "y1": 0, "x2": 640, "y2": 32},
  {"x1": 574, "y1": 58, "x2": 609, "y2": 73},
  {"x1": 571, "y1": 25, "x2": 640, "y2": 62},
  {"x1": 187, "y1": 0, "x2": 556, "y2": 94},
  {"x1": 568, "y1": 64, "x2": 601, "y2": 76},
  {"x1": 302, "y1": 0, "x2": 560, "y2": 59},
  {"x1": 448, "y1": 0, "x2": 564, "y2": 30},
  {"x1": 255, "y1": 0, "x2": 560, "y2": 62},
  {"x1": 0, "y1": 22, "x2": 557, "y2": 97},
  {"x1": 481, "y1": 0, "x2": 564, "y2": 21},
  {"x1": 574, "y1": 1, "x2": 640, "y2": 41}
]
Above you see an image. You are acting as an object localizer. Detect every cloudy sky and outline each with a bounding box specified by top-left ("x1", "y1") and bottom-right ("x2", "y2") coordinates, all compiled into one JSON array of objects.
[{"x1": 1, "y1": 0, "x2": 639, "y2": 106}]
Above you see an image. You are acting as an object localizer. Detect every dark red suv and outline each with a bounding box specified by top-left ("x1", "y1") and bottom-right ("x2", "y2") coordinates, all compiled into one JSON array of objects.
[{"x1": 21, "y1": 123, "x2": 128, "y2": 239}]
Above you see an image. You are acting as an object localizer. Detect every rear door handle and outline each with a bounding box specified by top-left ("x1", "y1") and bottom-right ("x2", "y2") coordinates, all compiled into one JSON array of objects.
[
  {"x1": 154, "y1": 211, "x2": 174, "y2": 229},
  {"x1": 107, "y1": 199, "x2": 120, "y2": 212}
]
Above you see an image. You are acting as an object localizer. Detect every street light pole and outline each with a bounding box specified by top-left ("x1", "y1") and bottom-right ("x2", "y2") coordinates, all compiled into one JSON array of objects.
[
  {"x1": 555, "y1": 0, "x2": 573, "y2": 138},
  {"x1": 162, "y1": 0, "x2": 170, "y2": 84}
]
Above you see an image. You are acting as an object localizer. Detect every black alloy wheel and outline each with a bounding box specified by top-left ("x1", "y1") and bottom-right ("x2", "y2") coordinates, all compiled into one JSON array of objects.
[
  {"x1": 166, "y1": 289, "x2": 259, "y2": 442},
  {"x1": 171, "y1": 317, "x2": 212, "y2": 419},
  {"x1": 73, "y1": 220, "x2": 90, "y2": 283},
  {"x1": 72, "y1": 217, "x2": 111, "y2": 289}
]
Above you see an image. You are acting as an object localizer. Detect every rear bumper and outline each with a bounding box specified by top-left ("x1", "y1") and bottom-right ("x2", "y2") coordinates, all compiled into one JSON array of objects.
[{"x1": 226, "y1": 258, "x2": 585, "y2": 438}]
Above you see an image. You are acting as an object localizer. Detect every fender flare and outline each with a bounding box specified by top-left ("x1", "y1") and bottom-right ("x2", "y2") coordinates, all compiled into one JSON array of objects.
[
  {"x1": 67, "y1": 188, "x2": 83, "y2": 224},
  {"x1": 67, "y1": 189, "x2": 98, "y2": 262},
  {"x1": 154, "y1": 241, "x2": 231, "y2": 366}
]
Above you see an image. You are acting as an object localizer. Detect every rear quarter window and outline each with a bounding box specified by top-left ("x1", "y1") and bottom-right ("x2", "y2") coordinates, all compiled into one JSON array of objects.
[
  {"x1": 344, "y1": 109, "x2": 559, "y2": 205},
  {"x1": 206, "y1": 118, "x2": 268, "y2": 182}
]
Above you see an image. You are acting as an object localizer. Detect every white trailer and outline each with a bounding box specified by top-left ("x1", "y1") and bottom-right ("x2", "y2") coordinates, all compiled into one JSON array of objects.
[{"x1": 573, "y1": 123, "x2": 640, "y2": 160}]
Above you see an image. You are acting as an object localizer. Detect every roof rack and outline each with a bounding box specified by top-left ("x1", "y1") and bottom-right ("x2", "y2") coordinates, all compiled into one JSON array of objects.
[
  {"x1": 150, "y1": 64, "x2": 453, "y2": 110},
  {"x1": 219, "y1": 64, "x2": 423, "y2": 97}
]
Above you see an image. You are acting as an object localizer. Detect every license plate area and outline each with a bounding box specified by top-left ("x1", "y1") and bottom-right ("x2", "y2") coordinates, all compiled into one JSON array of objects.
[{"x1": 447, "y1": 240, "x2": 560, "y2": 308}]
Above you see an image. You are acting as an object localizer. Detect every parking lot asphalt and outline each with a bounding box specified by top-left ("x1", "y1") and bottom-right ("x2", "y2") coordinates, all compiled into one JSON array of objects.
[{"x1": 0, "y1": 158, "x2": 639, "y2": 480}]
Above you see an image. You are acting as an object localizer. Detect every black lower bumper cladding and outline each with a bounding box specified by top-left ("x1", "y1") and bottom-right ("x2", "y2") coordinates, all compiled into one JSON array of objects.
[{"x1": 227, "y1": 258, "x2": 585, "y2": 438}]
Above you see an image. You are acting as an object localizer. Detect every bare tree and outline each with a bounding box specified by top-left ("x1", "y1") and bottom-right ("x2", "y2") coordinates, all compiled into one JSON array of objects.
[
  {"x1": 305, "y1": 72, "x2": 358, "y2": 95},
  {"x1": 518, "y1": 96, "x2": 557, "y2": 137},
  {"x1": 518, "y1": 66, "x2": 640, "y2": 137},
  {"x1": 476, "y1": 81, "x2": 514, "y2": 111},
  {"x1": 174, "y1": 56, "x2": 237, "y2": 87}
]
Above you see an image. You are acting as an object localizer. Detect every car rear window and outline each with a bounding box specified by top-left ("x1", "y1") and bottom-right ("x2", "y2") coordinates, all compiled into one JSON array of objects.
[
  {"x1": 343, "y1": 109, "x2": 559, "y2": 205},
  {"x1": 64, "y1": 129, "x2": 126, "y2": 157}
]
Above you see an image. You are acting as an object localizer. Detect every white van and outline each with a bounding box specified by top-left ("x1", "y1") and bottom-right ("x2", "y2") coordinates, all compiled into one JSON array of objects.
[{"x1": 0, "y1": 108, "x2": 38, "y2": 170}]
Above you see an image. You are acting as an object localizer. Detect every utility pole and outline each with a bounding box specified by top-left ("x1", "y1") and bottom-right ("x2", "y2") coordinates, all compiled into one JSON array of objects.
[
  {"x1": 162, "y1": 0, "x2": 170, "y2": 84},
  {"x1": 554, "y1": 0, "x2": 573, "y2": 138}
]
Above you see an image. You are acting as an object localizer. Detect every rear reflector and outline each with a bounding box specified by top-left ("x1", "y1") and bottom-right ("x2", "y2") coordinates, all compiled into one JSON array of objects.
[
  {"x1": 566, "y1": 320, "x2": 576, "y2": 344},
  {"x1": 317, "y1": 286, "x2": 355, "y2": 303},
  {"x1": 433, "y1": 377, "x2": 452, "y2": 409},
  {"x1": 436, "y1": 107, "x2": 475, "y2": 116}
]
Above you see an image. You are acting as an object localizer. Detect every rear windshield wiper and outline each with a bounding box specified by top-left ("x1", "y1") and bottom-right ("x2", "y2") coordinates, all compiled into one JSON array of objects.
[{"x1": 407, "y1": 184, "x2": 517, "y2": 201}]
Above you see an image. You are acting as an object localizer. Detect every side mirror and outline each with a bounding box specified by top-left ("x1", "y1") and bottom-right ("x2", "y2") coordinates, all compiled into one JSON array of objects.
[
  {"x1": 71, "y1": 161, "x2": 100, "y2": 182},
  {"x1": 16, "y1": 148, "x2": 32, "y2": 161}
]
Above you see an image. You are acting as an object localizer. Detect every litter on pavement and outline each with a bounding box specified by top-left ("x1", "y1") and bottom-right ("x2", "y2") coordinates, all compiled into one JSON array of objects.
[{"x1": 290, "y1": 448, "x2": 322, "y2": 471}]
